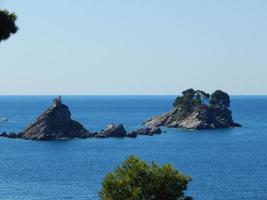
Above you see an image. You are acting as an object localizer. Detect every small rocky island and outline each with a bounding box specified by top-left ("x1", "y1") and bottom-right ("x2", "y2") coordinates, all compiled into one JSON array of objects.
[
  {"x1": 0, "y1": 97, "x2": 161, "y2": 140},
  {"x1": 144, "y1": 89, "x2": 241, "y2": 129},
  {"x1": 22, "y1": 97, "x2": 89, "y2": 140}
]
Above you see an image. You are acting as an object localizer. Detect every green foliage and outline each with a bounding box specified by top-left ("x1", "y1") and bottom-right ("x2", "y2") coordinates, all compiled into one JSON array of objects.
[
  {"x1": 173, "y1": 89, "x2": 231, "y2": 117},
  {"x1": 100, "y1": 156, "x2": 192, "y2": 200},
  {"x1": 209, "y1": 90, "x2": 230, "y2": 109},
  {"x1": 195, "y1": 90, "x2": 210, "y2": 100},
  {"x1": 0, "y1": 9, "x2": 18, "y2": 42},
  {"x1": 173, "y1": 89, "x2": 209, "y2": 117}
]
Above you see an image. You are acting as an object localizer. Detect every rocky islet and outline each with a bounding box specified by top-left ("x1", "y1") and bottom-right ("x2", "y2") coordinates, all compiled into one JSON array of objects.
[
  {"x1": 0, "y1": 90, "x2": 241, "y2": 140},
  {"x1": 144, "y1": 89, "x2": 241, "y2": 129}
]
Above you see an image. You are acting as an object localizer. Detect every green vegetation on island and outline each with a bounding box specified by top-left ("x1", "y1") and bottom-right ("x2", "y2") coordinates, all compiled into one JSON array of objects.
[{"x1": 173, "y1": 88, "x2": 230, "y2": 117}]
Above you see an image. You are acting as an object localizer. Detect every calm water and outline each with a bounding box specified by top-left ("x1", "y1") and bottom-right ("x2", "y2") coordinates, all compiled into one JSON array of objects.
[{"x1": 0, "y1": 96, "x2": 267, "y2": 200}]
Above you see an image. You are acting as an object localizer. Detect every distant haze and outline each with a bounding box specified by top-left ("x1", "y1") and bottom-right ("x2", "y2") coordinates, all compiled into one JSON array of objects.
[{"x1": 1, "y1": 0, "x2": 267, "y2": 95}]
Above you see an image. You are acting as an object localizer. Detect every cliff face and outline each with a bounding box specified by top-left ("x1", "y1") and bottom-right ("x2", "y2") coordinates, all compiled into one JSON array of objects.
[
  {"x1": 144, "y1": 89, "x2": 241, "y2": 130},
  {"x1": 22, "y1": 104, "x2": 88, "y2": 140},
  {"x1": 145, "y1": 107, "x2": 240, "y2": 129}
]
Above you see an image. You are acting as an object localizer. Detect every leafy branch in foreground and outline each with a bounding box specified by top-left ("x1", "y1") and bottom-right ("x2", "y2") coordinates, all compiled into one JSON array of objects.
[
  {"x1": 0, "y1": 9, "x2": 18, "y2": 42},
  {"x1": 100, "y1": 156, "x2": 193, "y2": 200}
]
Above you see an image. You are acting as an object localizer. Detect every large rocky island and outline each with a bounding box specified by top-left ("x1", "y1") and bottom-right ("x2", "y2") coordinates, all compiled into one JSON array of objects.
[{"x1": 144, "y1": 89, "x2": 241, "y2": 129}]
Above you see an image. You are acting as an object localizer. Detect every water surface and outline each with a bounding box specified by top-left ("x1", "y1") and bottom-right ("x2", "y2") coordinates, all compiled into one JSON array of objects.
[{"x1": 0, "y1": 96, "x2": 267, "y2": 200}]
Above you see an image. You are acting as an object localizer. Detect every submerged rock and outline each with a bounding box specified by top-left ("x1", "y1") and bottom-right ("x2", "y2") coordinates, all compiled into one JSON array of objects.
[
  {"x1": 95, "y1": 124, "x2": 127, "y2": 138},
  {"x1": 0, "y1": 132, "x2": 8, "y2": 137},
  {"x1": 144, "y1": 89, "x2": 241, "y2": 130},
  {"x1": 21, "y1": 97, "x2": 89, "y2": 140},
  {"x1": 0, "y1": 118, "x2": 8, "y2": 122},
  {"x1": 0, "y1": 132, "x2": 23, "y2": 138}
]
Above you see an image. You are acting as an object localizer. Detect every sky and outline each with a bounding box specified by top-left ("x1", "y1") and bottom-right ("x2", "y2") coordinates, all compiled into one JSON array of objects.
[{"x1": 0, "y1": 0, "x2": 267, "y2": 95}]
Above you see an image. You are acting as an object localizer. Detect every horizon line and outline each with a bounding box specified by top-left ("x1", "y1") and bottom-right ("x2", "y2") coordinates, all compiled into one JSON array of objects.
[{"x1": 0, "y1": 94, "x2": 267, "y2": 96}]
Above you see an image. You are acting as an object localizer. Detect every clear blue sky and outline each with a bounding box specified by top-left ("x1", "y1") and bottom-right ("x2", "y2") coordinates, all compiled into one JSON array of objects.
[{"x1": 1, "y1": 0, "x2": 266, "y2": 95}]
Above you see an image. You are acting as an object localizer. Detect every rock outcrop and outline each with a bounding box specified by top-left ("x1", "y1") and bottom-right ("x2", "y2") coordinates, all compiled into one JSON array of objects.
[
  {"x1": 95, "y1": 124, "x2": 127, "y2": 138},
  {"x1": 20, "y1": 97, "x2": 89, "y2": 140},
  {"x1": 144, "y1": 89, "x2": 241, "y2": 130},
  {"x1": 128, "y1": 126, "x2": 162, "y2": 136},
  {"x1": 126, "y1": 131, "x2": 138, "y2": 138},
  {"x1": 0, "y1": 132, "x2": 8, "y2": 137}
]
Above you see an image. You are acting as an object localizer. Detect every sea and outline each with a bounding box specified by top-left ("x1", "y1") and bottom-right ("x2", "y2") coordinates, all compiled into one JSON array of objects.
[{"x1": 0, "y1": 96, "x2": 266, "y2": 200}]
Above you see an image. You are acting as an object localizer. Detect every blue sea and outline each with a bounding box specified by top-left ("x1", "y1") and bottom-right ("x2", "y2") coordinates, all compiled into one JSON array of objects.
[{"x1": 0, "y1": 96, "x2": 267, "y2": 200}]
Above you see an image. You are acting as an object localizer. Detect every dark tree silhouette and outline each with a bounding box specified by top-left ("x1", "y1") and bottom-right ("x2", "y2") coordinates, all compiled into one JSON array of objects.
[
  {"x1": 209, "y1": 90, "x2": 230, "y2": 109},
  {"x1": 172, "y1": 89, "x2": 232, "y2": 119},
  {"x1": 173, "y1": 89, "x2": 210, "y2": 116},
  {"x1": 0, "y1": 9, "x2": 18, "y2": 42}
]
